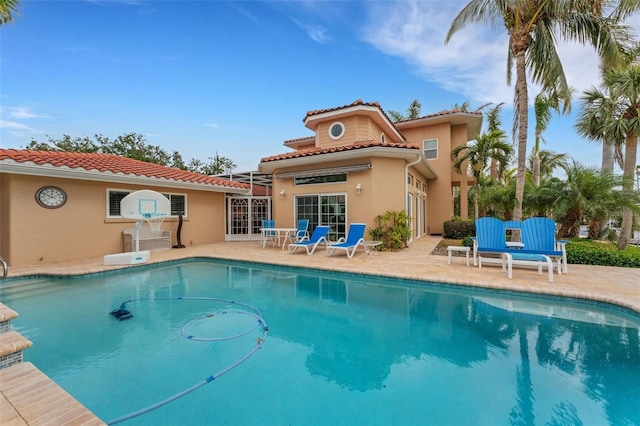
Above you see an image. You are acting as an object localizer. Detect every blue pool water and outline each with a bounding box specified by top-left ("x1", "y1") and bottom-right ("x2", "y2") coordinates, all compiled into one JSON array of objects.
[{"x1": 1, "y1": 259, "x2": 639, "y2": 426}]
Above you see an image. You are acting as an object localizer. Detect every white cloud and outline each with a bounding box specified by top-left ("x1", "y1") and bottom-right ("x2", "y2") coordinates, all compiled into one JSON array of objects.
[
  {"x1": 203, "y1": 123, "x2": 220, "y2": 128},
  {"x1": 289, "y1": 16, "x2": 330, "y2": 44},
  {"x1": 5, "y1": 106, "x2": 49, "y2": 119},
  {"x1": 0, "y1": 119, "x2": 42, "y2": 137},
  {"x1": 361, "y1": 0, "x2": 638, "y2": 107}
]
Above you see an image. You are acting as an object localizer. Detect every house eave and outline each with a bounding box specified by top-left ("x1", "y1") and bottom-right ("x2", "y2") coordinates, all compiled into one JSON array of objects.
[
  {"x1": 395, "y1": 112, "x2": 483, "y2": 140},
  {"x1": 0, "y1": 161, "x2": 251, "y2": 194},
  {"x1": 258, "y1": 146, "x2": 438, "y2": 179}
]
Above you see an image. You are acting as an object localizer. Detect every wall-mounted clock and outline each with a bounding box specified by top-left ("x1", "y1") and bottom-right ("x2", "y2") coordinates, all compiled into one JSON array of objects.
[{"x1": 35, "y1": 186, "x2": 67, "y2": 209}]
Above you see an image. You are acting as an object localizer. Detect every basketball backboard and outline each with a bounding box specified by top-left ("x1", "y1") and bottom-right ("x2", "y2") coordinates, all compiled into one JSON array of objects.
[{"x1": 120, "y1": 190, "x2": 171, "y2": 220}]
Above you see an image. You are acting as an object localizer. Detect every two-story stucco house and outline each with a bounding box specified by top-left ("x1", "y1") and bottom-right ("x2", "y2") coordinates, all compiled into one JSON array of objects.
[
  {"x1": 258, "y1": 100, "x2": 480, "y2": 241},
  {"x1": 0, "y1": 99, "x2": 480, "y2": 267}
]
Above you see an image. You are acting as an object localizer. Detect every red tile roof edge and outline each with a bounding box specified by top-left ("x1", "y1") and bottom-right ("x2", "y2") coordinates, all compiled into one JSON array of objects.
[
  {"x1": 283, "y1": 135, "x2": 315, "y2": 144},
  {"x1": 395, "y1": 108, "x2": 483, "y2": 124},
  {"x1": 260, "y1": 140, "x2": 420, "y2": 163},
  {"x1": 0, "y1": 149, "x2": 251, "y2": 189},
  {"x1": 304, "y1": 99, "x2": 382, "y2": 119}
]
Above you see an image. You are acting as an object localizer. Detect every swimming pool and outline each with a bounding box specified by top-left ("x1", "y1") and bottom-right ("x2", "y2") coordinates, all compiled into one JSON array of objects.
[{"x1": 2, "y1": 259, "x2": 639, "y2": 425}]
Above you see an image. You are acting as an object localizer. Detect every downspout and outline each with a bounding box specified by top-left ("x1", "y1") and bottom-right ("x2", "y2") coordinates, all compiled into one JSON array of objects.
[{"x1": 405, "y1": 155, "x2": 422, "y2": 243}]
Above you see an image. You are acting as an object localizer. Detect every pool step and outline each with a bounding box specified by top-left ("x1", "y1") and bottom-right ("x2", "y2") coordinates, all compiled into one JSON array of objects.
[
  {"x1": 0, "y1": 303, "x2": 32, "y2": 370},
  {"x1": 0, "y1": 362, "x2": 106, "y2": 425}
]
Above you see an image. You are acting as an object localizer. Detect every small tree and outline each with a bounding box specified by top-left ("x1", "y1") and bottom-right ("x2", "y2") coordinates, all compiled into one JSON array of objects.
[{"x1": 368, "y1": 210, "x2": 412, "y2": 251}]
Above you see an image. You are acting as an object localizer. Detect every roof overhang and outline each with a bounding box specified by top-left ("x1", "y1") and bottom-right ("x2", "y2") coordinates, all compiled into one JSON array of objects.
[
  {"x1": 395, "y1": 112, "x2": 483, "y2": 140},
  {"x1": 0, "y1": 160, "x2": 251, "y2": 194},
  {"x1": 213, "y1": 171, "x2": 273, "y2": 187},
  {"x1": 258, "y1": 146, "x2": 438, "y2": 179},
  {"x1": 275, "y1": 163, "x2": 371, "y2": 179},
  {"x1": 304, "y1": 104, "x2": 405, "y2": 143}
]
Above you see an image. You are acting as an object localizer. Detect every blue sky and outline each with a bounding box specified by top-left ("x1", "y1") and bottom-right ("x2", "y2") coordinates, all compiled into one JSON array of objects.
[{"x1": 1, "y1": 1, "x2": 639, "y2": 173}]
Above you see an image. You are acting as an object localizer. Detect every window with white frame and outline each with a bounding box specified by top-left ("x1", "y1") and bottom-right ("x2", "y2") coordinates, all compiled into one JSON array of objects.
[
  {"x1": 328, "y1": 121, "x2": 345, "y2": 140},
  {"x1": 423, "y1": 139, "x2": 438, "y2": 159},
  {"x1": 107, "y1": 189, "x2": 187, "y2": 218}
]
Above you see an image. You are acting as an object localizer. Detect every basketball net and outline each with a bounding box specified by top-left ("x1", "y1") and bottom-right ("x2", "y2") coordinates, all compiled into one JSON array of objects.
[{"x1": 144, "y1": 213, "x2": 167, "y2": 232}]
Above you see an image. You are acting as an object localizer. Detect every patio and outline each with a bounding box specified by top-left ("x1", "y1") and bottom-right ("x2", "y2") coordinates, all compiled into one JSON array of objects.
[{"x1": 7, "y1": 236, "x2": 640, "y2": 314}]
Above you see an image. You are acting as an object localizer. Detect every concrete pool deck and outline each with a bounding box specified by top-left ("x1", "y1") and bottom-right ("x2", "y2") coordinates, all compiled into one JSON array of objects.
[
  {"x1": 1, "y1": 236, "x2": 639, "y2": 425},
  {"x1": 7, "y1": 236, "x2": 640, "y2": 313}
]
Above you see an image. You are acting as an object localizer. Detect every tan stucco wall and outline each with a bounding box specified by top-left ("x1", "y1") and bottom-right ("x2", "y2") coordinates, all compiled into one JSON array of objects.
[
  {"x1": 401, "y1": 122, "x2": 456, "y2": 234},
  {"x1": 271, "y1": 157, "x2": 410, "y2": 236},
  {"x1": 1, "y1": 174, "x2": 226, "y2": 267},
  {"x1": 0, "y1": 174, "x2": 9, "y2": 265},
  {"x1": 315, "y1": 115, "x2": 386, "y2": 149}
]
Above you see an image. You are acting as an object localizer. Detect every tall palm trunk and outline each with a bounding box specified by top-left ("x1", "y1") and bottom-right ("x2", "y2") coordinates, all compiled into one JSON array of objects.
[
  {"x1": 599, "y1": 139, "x2": 615, "y2": 238},
  {"x1": 513, "y1": 50, "x2": 529, "y2": 221},
  {"x1": 558, "y1": 210, "x2": 581, "y2": 238},
  {"x1": 601, "y1": 139, "x2": 615, "y2": 173},
  {"x1": 617, "y1": 135, "x2": 638, "y2": 249},
  {"x1": 532, "y1": 154, "x2": 541, "y2": 186}
]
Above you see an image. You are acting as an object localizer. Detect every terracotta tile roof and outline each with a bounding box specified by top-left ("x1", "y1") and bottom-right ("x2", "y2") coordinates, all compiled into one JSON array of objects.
[
  {"x1": 396, "y1": 108, "x2": 483, "y2": 124},
  {"x1": 260, "y1": 140, "x2": 420, "y2": 163},
  {"x1": 283, "y1": 136, "x2": 315, "y2": 144},
  {"x1": 0, "y1": 149, "x2": 250, "y2": 189},
  {"x1": 304, "y1": 99, "x2": 382, "y2": 120}
]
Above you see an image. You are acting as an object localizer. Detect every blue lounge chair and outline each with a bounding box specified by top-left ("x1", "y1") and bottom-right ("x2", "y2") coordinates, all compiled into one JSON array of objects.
[
  {"x1": 288, "y1": 225, "x2": 330, "y2": 255},
  {"x1": 326, "y1": 223, "x2": 366, "y2": 258}
]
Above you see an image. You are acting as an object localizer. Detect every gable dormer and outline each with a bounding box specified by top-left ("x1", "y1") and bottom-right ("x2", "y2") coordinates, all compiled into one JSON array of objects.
[{"x1": 302, "y1": 100, "x2": 405, "y2": 149}]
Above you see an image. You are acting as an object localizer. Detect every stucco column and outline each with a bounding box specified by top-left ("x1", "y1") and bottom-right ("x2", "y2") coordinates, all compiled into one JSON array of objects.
[{"x1": 459, "y1": 179, "x2": 469, "y2": 219}]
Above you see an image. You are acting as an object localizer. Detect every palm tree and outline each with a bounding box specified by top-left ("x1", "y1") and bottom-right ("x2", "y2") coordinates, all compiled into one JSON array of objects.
[
  {"x1": 483, "y1": 103, "x2": 507, "y2": 180},
  {"x1": 524, "y1": 176, "x2": 565, "y2": 218},
  {"x1": 553, "y1": 161, "x2": 639, "y2": 238},
  {"x1": 478, "y1": 178, "x2": 517, "y2": 220},
  {"x1": 575, "y1": 86, "x2": 625, "y2": 173},
  {"x1": 388, "y1": 99, "x2": 422, "y2": 122},
  {"x1": 527, "y1": 149, "x2": 568, "y2": 181},
  {"x1": 446, "y1": 0, "x2": 627, "y2": 221},
  {"x1": 451, "y1": 129, "x2": 513, "y2": 217},
  {"x1": 0, "y1": 0, "x2": 21, "y2": 25},
  {"x1": 532, "y1": 91, "x2": 570, "y2": 185},
  {"x1": 577, "y1": 65, "x2": 640, "y2": 248},
  {"x1": 588, "y1": 1, "x2": 640, "y2": 172}
]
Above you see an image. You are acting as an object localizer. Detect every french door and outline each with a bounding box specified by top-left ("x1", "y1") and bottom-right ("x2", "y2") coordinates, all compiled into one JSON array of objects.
[{"x1": 226, "y1": 197, "x2": 271, "y2": 241}]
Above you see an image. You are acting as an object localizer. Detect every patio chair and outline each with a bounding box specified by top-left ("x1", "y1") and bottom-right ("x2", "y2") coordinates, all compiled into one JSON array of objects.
[
  {"x1": 521, "y1": 217, "x2": 568, "y2": 273},
  {"x1": 472, "y1": 217, "x2": 507, "y2": 266},
  {"x1": 288, "y1": 225, "x2": 330, "y2": 255},
  {"x1": 326, "y1": 223, "x2": 366, "y2": 258},
  {"x1": 287, "y1": 219, "x2": 310, "y2": 243},
  {"x1": 261, "y1": 219, "x2": 277, "y2": 248}
]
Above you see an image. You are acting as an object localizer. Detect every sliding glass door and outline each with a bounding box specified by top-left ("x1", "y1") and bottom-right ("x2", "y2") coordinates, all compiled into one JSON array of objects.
[{"x1": 295, "y1": 194, "x2": 346, "y2": 242}]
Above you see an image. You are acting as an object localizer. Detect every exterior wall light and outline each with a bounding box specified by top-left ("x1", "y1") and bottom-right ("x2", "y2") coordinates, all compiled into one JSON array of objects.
[
  {"x1": 355, "y1": 183, "x2": 362, "y2": 194},
  {"x1": 279, "y1": 189, "x2": 286, "y2": 198}
]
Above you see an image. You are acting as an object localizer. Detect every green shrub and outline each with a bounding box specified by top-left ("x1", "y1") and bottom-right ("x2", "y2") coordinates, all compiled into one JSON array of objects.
[
  {"x1": 461, "y1": 236, "x2": 474, "y2": 248},
  {"x1": 566, "y1": 239, "x2": 640, "y2": 268},
  {"x1": 367, "y1": 210, "x2": 411, "y2": 251},
  {"x1": 443, "y1": 217, "x2": 475, "y2": 239}
]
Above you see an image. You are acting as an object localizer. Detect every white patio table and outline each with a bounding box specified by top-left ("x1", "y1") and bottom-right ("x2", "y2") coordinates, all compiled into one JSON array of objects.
[{"x1": 260, "y1": 227, "x2": 297, "y2": 249}]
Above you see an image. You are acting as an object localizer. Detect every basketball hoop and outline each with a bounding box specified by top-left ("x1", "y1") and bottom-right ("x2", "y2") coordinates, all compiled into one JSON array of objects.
[{"x1": 143, "y1": 213, "x2": 167, "y2": 232}]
